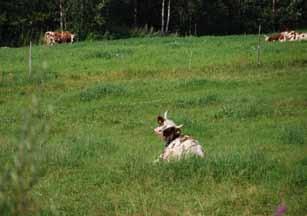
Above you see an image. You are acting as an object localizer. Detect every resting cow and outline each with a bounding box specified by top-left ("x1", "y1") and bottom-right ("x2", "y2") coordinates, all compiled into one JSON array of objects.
[
  {"x1": 265, "y1": 30, "x2": 307, "y2": 42},
  {"x1": 154, "y1": 111, "x2": 205, "y2": 162}
]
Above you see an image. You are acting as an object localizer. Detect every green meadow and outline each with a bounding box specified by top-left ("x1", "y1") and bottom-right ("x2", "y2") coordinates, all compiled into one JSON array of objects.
[{"x1": 0, "y1": 35, "x2": 306, "y2": 215}]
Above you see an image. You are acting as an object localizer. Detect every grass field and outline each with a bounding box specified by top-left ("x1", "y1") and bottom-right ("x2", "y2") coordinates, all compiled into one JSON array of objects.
[{"x1": 0, "y1": 35, "x2": 307, "y2": 215}]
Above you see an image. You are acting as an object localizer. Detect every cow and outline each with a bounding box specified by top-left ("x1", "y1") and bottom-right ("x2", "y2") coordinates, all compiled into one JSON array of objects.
[
  {"x1": 287, "y1": 31, "x2": 299, "y2": 41},
  {"x1": 44, "y1": 31, "x2": 75, "y2": 45},
  {"x1": 44, "y1": 31, "x2": 56, "y2": 45},
  {"x1": 283, "y1": 31, "x2": 307, "y2": 42},
  {"x1": 54, "y1": 31, "x2": 75, "y2": 44},
  {"x1": 264, "y1": 32, "x2": 288, "y2": 42},
  {"x1": 265, "y1": 30, "x2": 307, "y2": 42},
  {"x1": 153, "y1": 111, "x2": 205, "y2": 162}
]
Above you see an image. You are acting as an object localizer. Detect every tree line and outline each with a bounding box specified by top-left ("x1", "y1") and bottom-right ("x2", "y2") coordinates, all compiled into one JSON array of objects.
[{"x1": 0, "y1": 0, "x2": 306, "y2": 46}]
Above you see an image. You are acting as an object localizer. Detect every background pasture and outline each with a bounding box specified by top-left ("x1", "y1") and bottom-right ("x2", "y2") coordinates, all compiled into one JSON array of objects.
[{"x1": 0, "y1": 35, "x2": 306, "y2": 215}]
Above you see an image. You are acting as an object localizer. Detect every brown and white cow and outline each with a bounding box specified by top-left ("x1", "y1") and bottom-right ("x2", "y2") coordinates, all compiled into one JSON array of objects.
[
  {"x1": 154, "y1": 111, "x2": 205, "y2": 162},
  {"x1": 288, "y1": 31, "x2": 307, "y2": 41},
  {"x1": 265, "y1": 30, "x2": 307, "y2": 42},
  {"x1": 44, "y1": 31, "x2": 75, "y2": 45},
  {"x1": 264, "y1": 31, "x2": 288, "y2": 42}
]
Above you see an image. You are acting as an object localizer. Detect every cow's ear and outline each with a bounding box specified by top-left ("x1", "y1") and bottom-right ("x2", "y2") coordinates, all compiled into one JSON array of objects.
[{"x1": 157, "y1": 116, "x2": 165, "y2": 125}]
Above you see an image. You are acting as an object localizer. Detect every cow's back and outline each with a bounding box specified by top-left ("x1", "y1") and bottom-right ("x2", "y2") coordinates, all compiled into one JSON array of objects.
[{"x1": 162, "y1": 136, "x2": 205, "y2": 161}]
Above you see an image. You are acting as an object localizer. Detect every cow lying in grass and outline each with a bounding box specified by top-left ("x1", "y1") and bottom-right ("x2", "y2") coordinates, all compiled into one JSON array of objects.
[
  {"x1": 265, "y1": 30, "x2": 307, "y2": 42},
  {"x1": 44, "y1": 31, "x2": 75, "y2": 46},
  {"x1": 154, "y1": 112, "x2": 205, "y2": 162}
]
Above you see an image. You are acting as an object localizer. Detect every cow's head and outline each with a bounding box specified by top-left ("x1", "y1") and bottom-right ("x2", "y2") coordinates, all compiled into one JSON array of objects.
[
  {"x1": 264, "y1": 35, "x2": 269, "y2": 41},
  {"x1": 44, "y1": 31, "x2": 56, "y2": 45},
  {"x1": 298, "y1": 33, "x2": 307, "y2": 41},
  {"x1": 154, "y1": 111, "x2": 183, "y2": 144},
  {"x1": 71, "y1": 34, "x2": 75, "y2": 43}
]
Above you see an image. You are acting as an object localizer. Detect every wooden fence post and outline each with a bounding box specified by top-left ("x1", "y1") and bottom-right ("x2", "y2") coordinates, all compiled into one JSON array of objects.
[
  {"x1": 29, "y1": 41, "x2": 32, "y2": 78},
  {"x1": 188, "y1": 50, "x2": 193, "y2": 71}
]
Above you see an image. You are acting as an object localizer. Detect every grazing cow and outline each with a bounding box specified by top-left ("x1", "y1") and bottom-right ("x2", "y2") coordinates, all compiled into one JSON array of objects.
[
  {"x1": 44, "y1": 31, "x2": 56, "y2": 45},
  {"x1": 154, "y1": 112, "x2": 205, "y2": 162},
  {"x1": 44, "y1": 31, "x2": 75, "y2": 45},
  {"x1": 54, "y1": 31, "x2": 75, "y2": 44}
]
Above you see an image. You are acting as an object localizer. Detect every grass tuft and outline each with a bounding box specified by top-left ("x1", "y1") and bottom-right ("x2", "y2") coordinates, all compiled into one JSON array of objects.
[
  {"x1": 83, "y1": 48, "x2": 133, "y2": 60},
  {"x1": 215, "y1": 102, "x2": 273, "y2": 120},
  {"x1": 280, "y1": 124, "x2": 305, "y2": 145},
  {"x1": 175, "y1": 95, "x2": 219, "y2": 108},
  {"x1": 80, "y1": 84, "x2": 126, "y2": 102}
]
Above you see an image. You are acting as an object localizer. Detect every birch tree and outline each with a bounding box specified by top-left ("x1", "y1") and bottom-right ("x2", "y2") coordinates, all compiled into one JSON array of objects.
[
  {"x1": 165, "y1": 0, "x2": 171, "y2": 33},
  {"x1": 161, "y1": 0, "x2": 165, "y2": 34},
  {"x1": 59, "y1": 0, "x2": 64, "y2": 32}
]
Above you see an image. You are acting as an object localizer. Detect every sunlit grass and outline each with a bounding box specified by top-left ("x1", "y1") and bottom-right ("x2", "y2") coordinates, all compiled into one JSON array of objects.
[{"x1": 0, "y1": 35, "x2": 306, "y2": 215}]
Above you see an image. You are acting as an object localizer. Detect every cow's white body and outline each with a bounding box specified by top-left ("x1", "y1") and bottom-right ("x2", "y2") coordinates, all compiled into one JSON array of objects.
[{"x1": 157, "y1": 135, "x2": 204, "y2": 162}]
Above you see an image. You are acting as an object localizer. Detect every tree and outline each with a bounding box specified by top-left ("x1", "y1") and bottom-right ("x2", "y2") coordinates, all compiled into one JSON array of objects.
[
  {"x1": 161, "y1": 0, "x2": 165, "y2": 34},
  {"x1": 59, "y1": 0, "x2": 64, "y2": 31},
  {"x1": 165, "y1": 0, "x2": 171, "y2": 33}
]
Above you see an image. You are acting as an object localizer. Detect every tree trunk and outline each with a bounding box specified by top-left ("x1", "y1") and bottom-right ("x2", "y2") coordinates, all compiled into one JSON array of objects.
[
  {"x1": 161, "y1": 0, "x2": 165, "y2": 34},
  {"x1": 60, "y1": 0, "x2": 64, "y2": 32},
  {"x1": 165, "y1": 0, "x2": 171, "y2": 33},
  {"x1": 272, "y1": 0, "x2": 276, "y2": 31},
  {"x1": 64, "y1": 6, "x2": 67, "y2": 30}
]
